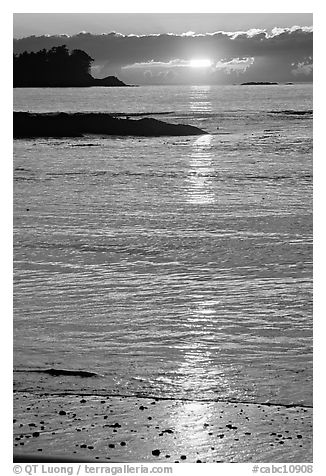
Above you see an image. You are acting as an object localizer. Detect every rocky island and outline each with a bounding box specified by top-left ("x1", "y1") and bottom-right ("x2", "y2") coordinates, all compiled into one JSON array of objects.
[
  {"x1": 13, "y1": 112, "x2": 207, "y2": 137},
  {"x1": 241, "y1": 81, "x2": 279, "y2": 85},
  {"x1": 13, "y1": 45, "x2": 127, "y2": 87}
]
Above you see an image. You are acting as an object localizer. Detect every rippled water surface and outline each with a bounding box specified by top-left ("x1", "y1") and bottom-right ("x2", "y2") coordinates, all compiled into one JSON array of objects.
[{"x1": 13, "y1": 85, "x2": 313, "y2": 406}]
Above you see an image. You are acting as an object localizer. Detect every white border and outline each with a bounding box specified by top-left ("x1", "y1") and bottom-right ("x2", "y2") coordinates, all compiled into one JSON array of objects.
[{"x1": 3, "y1": 3, "x2": 323, "y2": 475}]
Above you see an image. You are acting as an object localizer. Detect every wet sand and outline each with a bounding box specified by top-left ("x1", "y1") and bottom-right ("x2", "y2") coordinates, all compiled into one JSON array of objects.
[{"x1": 13, "y1": 391, "x2": 312, "y2": 463}]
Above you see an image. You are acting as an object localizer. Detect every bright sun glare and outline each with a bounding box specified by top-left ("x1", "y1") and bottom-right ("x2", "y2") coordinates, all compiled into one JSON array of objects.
[{"x1": 189, "y1": 59, "x2": 212, "y2": 68}]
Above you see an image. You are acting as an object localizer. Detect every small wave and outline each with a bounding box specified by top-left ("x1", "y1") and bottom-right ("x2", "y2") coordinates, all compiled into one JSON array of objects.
[
  {"x1": 269, "y1": 110, "x2": 312, "y2": 116},
  {"x1": 14, "y1": 177, "x2": 38, "y2": 182},
  {"x1": 110, "y1": 111, "x2": 174, "y2": 117},
  {"x1": 70, "y1": 143, "x2": 100, "y2": 147},
  {"x1": 14, "y1": 368, "x2": 100, "y2": 378},
  {"x1": 15, "y1": 389, "x2": 312, "y2": 409},
  {"x1": 47, "y1": 172, "x2": 88, "y2": 177},
  {"x1": 46, "y1": 171, "x2": 107, "y2": 178}
]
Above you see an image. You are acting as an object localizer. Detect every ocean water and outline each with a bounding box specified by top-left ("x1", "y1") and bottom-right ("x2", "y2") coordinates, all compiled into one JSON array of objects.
[{"x1": 13, "y1": 84, "x2": 313, "y2": 406}]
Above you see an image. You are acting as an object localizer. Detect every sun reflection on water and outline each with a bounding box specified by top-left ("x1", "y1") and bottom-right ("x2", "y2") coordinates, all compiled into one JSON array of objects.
[
  {"x1": 167, "y1": 298, "x2": 229, "y2": 455},
  {"x1": 185, "y1": 86, "x2": 215, "y2": 204},
  {"x1": 189, "y1": 85, "x2": 213, "y2": 113},
  {"x1": 172, "y1": 299, "x2": 222, "y2": 394},
  {"x1": 186, "y1": 134, "x2": 216, "y2": 204},
  {"x1": 169, "y1": 401, "x2": 215, "y2": 452}
]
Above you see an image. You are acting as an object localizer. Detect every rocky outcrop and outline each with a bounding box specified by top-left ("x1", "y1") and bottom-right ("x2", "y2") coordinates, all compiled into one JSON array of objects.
[
  {"x1": 91, "y1": 76, "x2": 127, "y2": 87},
  {"x1": 241, "y1": 82, "x2": 279, "y2": 85},
  {"x1": 13, "y1": 112, "x2": 207, "y2": 137},
  {"x1": 14, "y1": 75, "x2": 128, "y2": 88}
]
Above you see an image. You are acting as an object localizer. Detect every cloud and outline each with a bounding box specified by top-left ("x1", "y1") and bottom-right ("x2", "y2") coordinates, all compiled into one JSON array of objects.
[
  {"x1": 123, "y1": 57, "x2": 254, "y2": 73},
  {"x1": 122, "y1": 59, "x2": 190, "y2": 69},
  {"x1": 13, "y1": 26, "x2": 313, "y2": 84},
  {"x1": 270, "y1": 25, "x2": 313, "y2": 37},
  {"x1": 214, "y1": 57, "x2": 255, "y2": 74},
  {"x1": 291, "y1": 58, "x2": 313, "y2": 77},
  {"x1": 181, "y1": 31, "x2": 196, "y2": 37}
]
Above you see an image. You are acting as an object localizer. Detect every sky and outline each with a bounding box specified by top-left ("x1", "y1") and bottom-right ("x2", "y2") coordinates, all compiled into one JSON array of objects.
[
  {"x1": 13, "y1": 13, "x2": 313, "y2": 85},
  {"x1": 13, "y1": 13, "x2": 312, "y2": 38}
]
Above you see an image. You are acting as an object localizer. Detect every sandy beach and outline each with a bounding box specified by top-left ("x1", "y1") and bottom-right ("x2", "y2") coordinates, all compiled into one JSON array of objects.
[{"x1": 13, "y1": 389, "x2": 312, "y2": 463}]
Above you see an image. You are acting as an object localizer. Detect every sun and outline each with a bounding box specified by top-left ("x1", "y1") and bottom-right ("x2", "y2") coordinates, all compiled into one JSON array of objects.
[{"x1": 189, "y1": 59, "x2": 212, "y2": 68}]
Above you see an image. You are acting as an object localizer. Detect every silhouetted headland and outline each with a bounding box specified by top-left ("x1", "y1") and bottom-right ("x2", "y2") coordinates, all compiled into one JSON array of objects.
[
  {"x1": 13, "y1": 45, "x2": 127, "y2": 87},
  {"x1": 14, "y1": 112, "x2": 207, "y2": 137}
]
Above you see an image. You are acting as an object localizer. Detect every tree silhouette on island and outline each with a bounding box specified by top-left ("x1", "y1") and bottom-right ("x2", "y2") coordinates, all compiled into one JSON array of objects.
[{"x1": 13, "y1": 45, "x2": 127, "y2": 87}]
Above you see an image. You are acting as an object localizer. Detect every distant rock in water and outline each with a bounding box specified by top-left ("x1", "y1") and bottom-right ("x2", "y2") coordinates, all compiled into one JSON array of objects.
[
  {"x1": 241, "y1": 81, "x2": 279, "y2": 85},
  {"x1": 13, "y1": 112, "x2": 207, "y2": 137}
]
